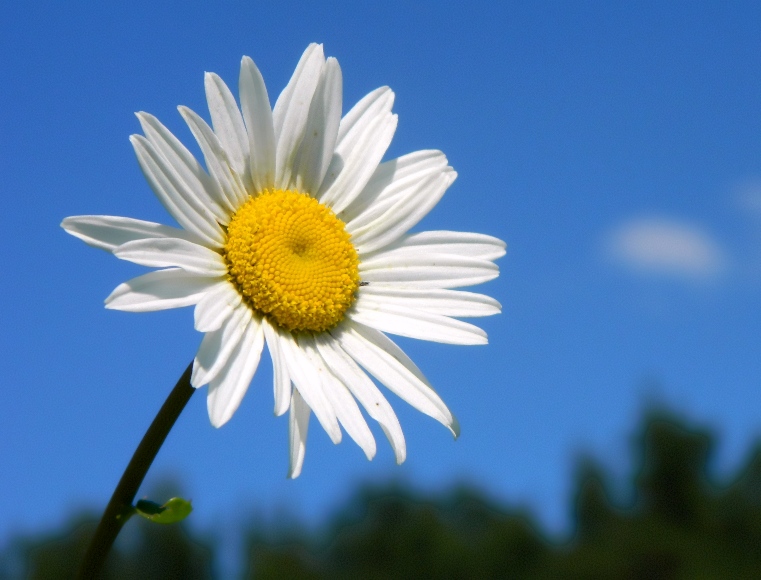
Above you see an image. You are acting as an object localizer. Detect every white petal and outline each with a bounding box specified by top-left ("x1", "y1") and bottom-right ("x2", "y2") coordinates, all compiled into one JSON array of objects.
[
  {"x1": 194, "y1": 281, "x2": 243, "y2": 332},
  {"x1": 288, "y1": 388, "x2": 310, "y2": 478},
  {"x1": 113, "y1": 238, "x2": 227, "y2": 276},
  {"x1": 370, "y1": 231, "x2": 506, "y2": 262},
  {"x1": 205, "y1": 72, "x2": 249, "y2": 182},
  {"x1": 315, "y1": 335, "x2": 406, "y2": 464},
  {"x1": 105, "y1": 269, "x2": 221, "y2": 312},
  {"x1": 351, "y1": 299, "x2": 488, "y2": 345},
  {"x1": 301, "y1": 335, "x2": 376, "y2": 460},
  {"x1": 273, "y1": 44, "x2": 326, "y2": 189},
  {"x1": 206, "y1": 315, "x2": 264, "y2": 428},
  {"x1": 262, "y1": 318, "x2": 291, "y2": 416},
  {"x1": 359, "y1": 253, "x2": 499, "y2": 289},
  {"x1": 239, "y1": 56, "x2": 275, "y2": 192},
  {"x1": 130, "y1": 135, "x2": 225, "y2": 247},
  {"x1": 136, "y1": 112, "x2": 228, "y2": 224},
  {"x1": 278, "y1": 331, "x2": 341, "y2": 443},
  {"x1": 178, "y1": 106, "x2": 248, "y2": 212},
  {"x1": 349, "y1": 169, "x2": 457, "y2": 254},
  {"x1": 359, "y1": 286, "x2": 501, "y2": 318},
  {"x1": 338, "y1": 150, "x2": 448, "y2": 224},
  {"x1": 335, "y1": 322, "x2": 459, "y2": 437},
  {"x1": 192, "y1": 305, "x2": 251, "y2": 387},
  {"x1": 61, "y1": 215, "x2": 203, "y2": 253},
  {"x1": 318, "y1": 87, "x2": 397, "y2": 213},
  {"x1": 291, "y1": 57, "x2": 342, "y2": 194}
]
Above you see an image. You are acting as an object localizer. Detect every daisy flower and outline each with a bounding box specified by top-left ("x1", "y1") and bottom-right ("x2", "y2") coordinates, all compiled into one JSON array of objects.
[{"x1": 62, "y1": 44, "x2": 505, "y2": 477}]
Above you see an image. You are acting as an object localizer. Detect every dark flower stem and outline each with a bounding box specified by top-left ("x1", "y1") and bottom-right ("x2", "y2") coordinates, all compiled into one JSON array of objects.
[{"x1": 78, "y1": 362, "x2": 195, "y2": 579}]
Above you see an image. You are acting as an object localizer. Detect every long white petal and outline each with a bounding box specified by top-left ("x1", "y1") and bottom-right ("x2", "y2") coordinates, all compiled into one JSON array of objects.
[
  {"x1": 335, "y1": 322, "x2": 459, "y2": 437},
  {"x1": 291, "y1": 57, "x2": 342, "y2": 194},
  {"x1": 351, "y1": 299, "x2": 488, "y2": 345},
  {"x1": 262, "y1": 318, "x2": 291, "y2": 416},
  {"x1": 192, "y1": 305, "x2": 251, "y2": 387},
  {"x1": 194, "y1": 281, "x2": 243, "y2": 332},
  {"x1": 239, "y1": 56, "x2": 275, "y2": 192},
  {"x1": 179, "y1": 106, "x2": 248, "y2": 211},
  {"x1": 359, "y1": 253, "x2": 499, "y2": 289},
  {"x1": 130, "y1": 135, "x2": 225, "y2": 246},
  {"x1": 369, "y1": 231, "x2": 506, "y2": 262},
  {"x1": 338, "y1": 150, "x2": 448, "y2": 224},
  {"x1": 206, "y1": 316, "x2": 264, "y2": 428},
  {"x1": 136, "y1": 112, "x2": 228, "y2": 224},
  {"x1": 359, "y1": 286, "x2": 502, "y2": 318},
  {"x1": 315, "y1": 335, "x2": 406, "y2": 464},
  {"x1": 318, "y1": 87, "x2": 397, "y2": 213},
  {"x1": 61, "y1": 215, "x2": 203, "y2": 253},
  {"x1": 105, "y1": 269, "x2": 221, "y2": 312},
  {"x1": 113, "y1": 238, "x2": 227, "y2": 276},
  {"x1": 288, "y1": 389, "x2": 310, "y2": 478},
  {"x1": 349, "y1": 169, "x2": 457, "y2": 254},
  {"x1": 273, "y1": 44, "x2": 325, "y2": 189},
  {"x1": 301, "y1": 335, "x2": 376, "y2": 460},
  {"x1": 278, "y1": 331, "x2": 341, "y2": 443},
  {"x1": 205, "y1": 72, "x2": 250, "y2": 185}
]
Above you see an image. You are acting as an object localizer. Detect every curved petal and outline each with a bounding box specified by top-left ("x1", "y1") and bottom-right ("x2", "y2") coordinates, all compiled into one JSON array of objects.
[
  {"x1": 291, "y1": 57, "x2": 342, "y2": 194},
  {"x1": 113, "y1": 238, "x2": 227, "y2": 276},
  {"x1": 350, "y1": 299, "x2": 488, "y2": 345},
  {"x1": 301, "y1": 335, "x2": 376, "y2": 460},
  {"x1": 315, "y1": 335, "x2": 406, "y2": 464},
  {"x1": 369, "y1": 231, "x2": 506, "y2": 262},
  {"x1": 194, "y1": 280, "x2": 243, "y2": 332},
  {"x1": 179, "y1": 106, "x2": 248, "y2": 212},
  {"x1": 61, "y1": 215, "x2": 203, "y2": 253},
  {"x1": 335, "y1": 322, "x2": 459, "y2": 437},
  {"x1": 318, "y1": 87, "x2": 397, "y2": 213},
  {"x1": 348, "y1": 169, "x2": 457, "y2": 254},
  {"x1": 205, "y1": 72, "x2": 250, "y2": 184},
  {"x1": 136, "y1": 112, "x2": 228, "y2": 224},
  {"x1": 192, "y1": 305, "x2": 251, "y2": 387},
  {"x1": 240, "y1": 56, "x2": 275, "y2": 192},
  {"x1": 359, "y1": 253, "x2": 499, "y2": 289},
  {"x1": 278, "y1": 331, "x2": 341, "y2": 443},
  {"x1": 273, "y1": 44, "x2": 325, "y2": 189},
  {"x1": 358, "y1": 286, "x2": 501, "y2": 318},
  {"x1": 262, "y1": 318, "x2": 291, "y2": 417},
  {"x1": 206, "y1": 315, "x2": 264, "y2": 428},
  {"x1": 288, "y1": 388, "x2": 311, "y2": 478},
  {"x1": 105, "y1": 269, "x2": 222, "y2": 312},
  {"x1": 338, "y1": 150, "x2": 448, "y2": 224},
  {"x1": 130, "y1": 135, "x2": 225, "y2": 247}
]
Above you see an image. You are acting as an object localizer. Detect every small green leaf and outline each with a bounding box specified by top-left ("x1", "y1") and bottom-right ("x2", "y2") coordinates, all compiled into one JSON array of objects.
[{"x1": 134, "y1": 497, "x2": 193, "y2": 524}]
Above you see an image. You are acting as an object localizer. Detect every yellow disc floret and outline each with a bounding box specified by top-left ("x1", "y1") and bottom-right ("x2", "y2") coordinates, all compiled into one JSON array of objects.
[{"x1": 224, "y1": 189, "x2": 360, "y2": 333}]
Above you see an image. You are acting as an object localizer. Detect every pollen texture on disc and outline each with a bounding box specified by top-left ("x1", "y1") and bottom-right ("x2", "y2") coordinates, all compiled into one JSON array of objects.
[{"x1": 224, "y1": 189, "x2": 361, "y2": 332}]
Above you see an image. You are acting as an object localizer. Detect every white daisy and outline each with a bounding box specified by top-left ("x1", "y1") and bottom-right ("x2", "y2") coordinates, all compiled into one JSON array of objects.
[{"x1": 62, "y1": 44, "x2": 505, "y2": 478}]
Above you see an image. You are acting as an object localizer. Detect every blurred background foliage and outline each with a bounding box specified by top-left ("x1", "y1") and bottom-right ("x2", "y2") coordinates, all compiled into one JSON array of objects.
[{"x1": 4, "y1": 410, "x2": 761, "y2": 579}]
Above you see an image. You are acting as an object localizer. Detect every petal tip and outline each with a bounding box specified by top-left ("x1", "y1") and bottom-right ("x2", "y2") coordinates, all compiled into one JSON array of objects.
[
  {"x1": 190, "y1": 360, "x2": 206, "y2": 389},
  {"x1": 287, "y1": 469, "x2": 301, "y2": 480},
  {"x1": 450, "y1": 419, "x2": 461, "y2": 440}
]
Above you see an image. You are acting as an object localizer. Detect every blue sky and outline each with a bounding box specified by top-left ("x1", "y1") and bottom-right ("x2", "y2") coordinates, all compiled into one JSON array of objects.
[{"x1": 3, "y1": 0, "x2": 761, "y2": 557}]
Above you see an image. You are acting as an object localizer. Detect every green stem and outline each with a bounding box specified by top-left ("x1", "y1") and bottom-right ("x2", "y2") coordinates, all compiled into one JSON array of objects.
[{"x1": 78, "y1": 362, "x2": 195, "y2": 579}]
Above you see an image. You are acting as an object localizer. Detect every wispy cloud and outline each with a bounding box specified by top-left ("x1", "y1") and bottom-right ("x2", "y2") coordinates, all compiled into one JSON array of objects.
[{"x1": 604, "y1": 217, "x2": 727, "y2": 280}]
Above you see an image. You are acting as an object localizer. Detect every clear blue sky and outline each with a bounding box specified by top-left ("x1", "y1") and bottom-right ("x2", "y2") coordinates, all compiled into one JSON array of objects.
[{"x1": 3, "y1": 0, "x2": 761, "y2": 557}]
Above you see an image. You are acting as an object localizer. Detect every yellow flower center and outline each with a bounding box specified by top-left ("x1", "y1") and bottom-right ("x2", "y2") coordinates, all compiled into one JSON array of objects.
[{"x1": 224, "y1": 189, "x2": 360, "y2": 333}]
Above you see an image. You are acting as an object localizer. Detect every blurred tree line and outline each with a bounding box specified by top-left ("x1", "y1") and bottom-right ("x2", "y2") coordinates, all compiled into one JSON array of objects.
[{"x1": 4, "y1": 410, "x2": 761, "y2": 579}]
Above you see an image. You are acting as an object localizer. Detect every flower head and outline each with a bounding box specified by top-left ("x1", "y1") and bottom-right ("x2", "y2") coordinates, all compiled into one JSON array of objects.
[{"x1": 62, "y1": 44, "x2": 505, "y2": 477}]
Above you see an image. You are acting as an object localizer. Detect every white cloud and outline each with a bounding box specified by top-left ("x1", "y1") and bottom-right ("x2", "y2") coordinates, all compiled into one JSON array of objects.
[{"x1": 604, "y1": 217, "x2": 726, "y2": 280}]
